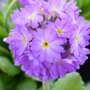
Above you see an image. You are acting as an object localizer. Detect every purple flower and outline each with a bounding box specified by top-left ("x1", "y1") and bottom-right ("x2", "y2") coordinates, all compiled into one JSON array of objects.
[
  {"x1": 15, "y1": 51, "x2": 80, "y2": 81},
  {"x1": 70, "y1": 22, "x2": 90, "y2": 57},
  {"x1": 4, "y1": 25, "x2": 32, "y2": 57},
  {"x1": 46, "y1": 19, "x2": 73, "y2": 38},
  {"x1": 44, "y1": 0, "x2": 67, "y2": 18},
  {"x1": 64, "y1": 6, "x2": 82, "y2": 25},
  {"x1": 11, "y1": 4, "x2": 43, "y2": 28},
  {"x1": 76, "y1": 48, "x2": 90, "y2": 65},
  {"x1": 66, "y1": 0, "x2": 78, "y2": 11},
  {"x1": 31, "y1": 28, "x2": 66, "y2": 63},
  {"x1": 50, "y1": 57, "x2": 79, "y2": 79},
  {"x1": 15, "y1": 52, "x2": 52, "y2": 81},
  {"x1": 19, "y1": 0, "x2": 46, "y2": 6},
  {"x1": 19, "y1": 0, "x2": 34, "y2": 5}
]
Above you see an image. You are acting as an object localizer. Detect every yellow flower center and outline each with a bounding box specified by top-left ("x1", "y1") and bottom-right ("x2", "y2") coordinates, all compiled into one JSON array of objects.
[
  {"x1": 40, "y1": 8, "x2": 44, "y2": 15},
  {"x1": 58, "y1": 60, "x2": 63, "y2": 63},
  {"x1": 73, "y1": 18, "x2": 76, "y2": 24},
  {"x1": 53, "y1": 8, "x2": 59, "y2": 12},
  {"x1": 41, "y1": 8, "x2": 44, "y2": 12},
  {"x1": 23, "y1": 37, "x2": 27, "y2": 43},
  {"x1": 57, "y1": 28, "x2": 63, "y2": 34},
  {"x1": 76, "y1": 35, "x2": 79, "y2": 42},
  {"x1": 42, "y1": 41, "x2": 49, "y2": 48},
  {"x1": 29, "y1": 15, "x2": 35, "y2": 19}
]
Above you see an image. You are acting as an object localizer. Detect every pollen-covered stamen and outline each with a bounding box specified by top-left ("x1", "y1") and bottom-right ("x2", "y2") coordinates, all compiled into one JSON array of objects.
[
  {"x1": 23, "y1": 37, "x2": 27, "y2": 43},
  {"x1": 57, "y1": 28, "x2": 63, "y2": 34},
  {"x1": 73, "y1": 18, "x2": 76, "y2": 24},
  {"x1": 76, "y1": 35, "x2": 79, "y2": 42},
  {"x1": 42, "y1": 41, "x2": 49, "y2": 48},
  {"x1": 40, "y1": 8, "x2": 44, "y2": 15},
  {"x1": 53, "y1": 8, "x2": 59, "y2": 13},
  {"x1": 58, "y1": 60, "x2": 63, "y2": 63},
  {"x1": 29, "y1": 15, "x2": 35, "y2": 19}
]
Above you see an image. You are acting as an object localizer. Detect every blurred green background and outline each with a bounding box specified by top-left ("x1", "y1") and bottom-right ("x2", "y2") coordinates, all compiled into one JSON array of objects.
[{"x1": 0, "y1": 0, "x2": 90, "y2": 90}]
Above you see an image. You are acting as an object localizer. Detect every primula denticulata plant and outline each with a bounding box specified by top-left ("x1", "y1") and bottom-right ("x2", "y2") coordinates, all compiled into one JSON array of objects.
[{"x1": 3, "y1": 0, "x2": 90, "y2": 90}]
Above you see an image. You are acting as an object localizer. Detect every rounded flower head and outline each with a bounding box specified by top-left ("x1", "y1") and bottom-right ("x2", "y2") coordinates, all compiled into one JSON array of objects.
[
  {"x1": 31, "y1": 28, "x2": 66, "y2": 63},
  {"x1": 4, "y1": 0, "x2": 90, "y2": 82}
]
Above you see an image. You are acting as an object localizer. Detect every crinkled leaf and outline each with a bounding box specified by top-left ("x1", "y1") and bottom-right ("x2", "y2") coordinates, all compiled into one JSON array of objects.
[
  {"x1": 52, "y1": 72, "x2": 84, "y2": 90},
  {"x1": 16, "y1": 79, "x2": 37, "y2": 90},
  {"x1": 85, "y1": 83, "x2": 90, "y2": 90},
  {"x1": 0, "y1": 56, "x2": 20, "y2": 76}
]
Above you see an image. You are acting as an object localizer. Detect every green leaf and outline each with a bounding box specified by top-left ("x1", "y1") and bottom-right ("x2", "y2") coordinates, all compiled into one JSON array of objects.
[
  {"x1": 75, "y1": 0, "x2": 90, "y2": 20},
  {"x1": 0, "y1": 26, "x2": 9, "y2": 51},
  {"x1": 0, "y1": 56, "x2": 20, "y2": 76},
  {"x1": 24, "y1": 74, "x2": 40, "y2": 82},
  {"x1": 0, "y1": 73, "x2": 13, "y2": 84},
  {"x1": 52, "y1": 72, "x2": 84, "y2": 90},
  {"x1": 38, "y1": 86, "x2": 43, "y2": 90},
  {"x1": 0, "y1": 46, "x2": 10, "y2": 58},
  {"x1": 0, "y1": 72, "x2": 22, "y2": 90},
  {"x1": 31, "y1": 77, "x2": 40, "y2": 82},
  {"x1": 0, "y1": 10, "x2": 4, "y2": 28},
  {"x1": 8, "y1": 0, "x2": 13, "y2": 5},
  {"x1": 0, "y1": 28, "x2": 9, "y2": 52},
  {"x1": 2, "y1": 3, "x2": 8, "y2": 11},
  {"x1": 16, "y1": 79, "x2": 37, "y2": 90},
  {"x1": 0, "y1": 80, "x2": 5, "y2": 90},
  {"x1": 9, "y1": 22, "x2": 16, "y2": 30},
  {"x1": 85, "y1": 83, "x2": 90, "y2": 90},
  {"x1": 0, "y1": 27, "x2": 8, "y2": 38}
]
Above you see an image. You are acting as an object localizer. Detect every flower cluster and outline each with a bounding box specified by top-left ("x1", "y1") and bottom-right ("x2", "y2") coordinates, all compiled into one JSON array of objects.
[{"x1": 4, "y1": 0, "x2": 90, "y2": 82}]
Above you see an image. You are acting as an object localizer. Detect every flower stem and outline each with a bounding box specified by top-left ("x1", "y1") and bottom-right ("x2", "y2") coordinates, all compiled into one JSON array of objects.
[
  {"x1": 5, "y1": 0, "x2": 17, "y2": 22},
  {"x1": 43, "y1": 80, "x2": 50, "y2": 90},
  {"x1": 4, "y1": 0, "x2": 17, "y2": 33}
]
